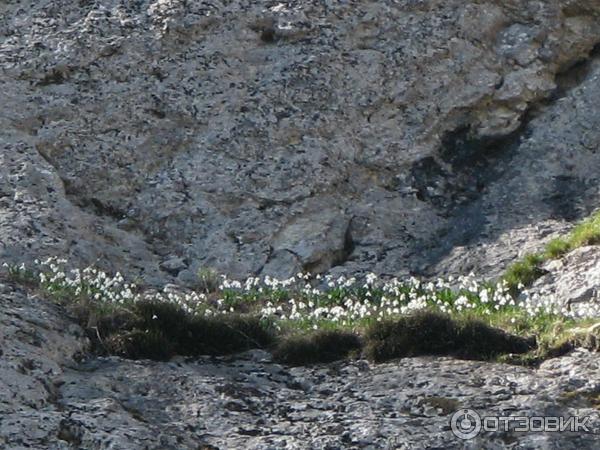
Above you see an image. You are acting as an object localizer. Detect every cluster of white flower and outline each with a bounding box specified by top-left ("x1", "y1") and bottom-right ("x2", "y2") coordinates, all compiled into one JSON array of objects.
[
  {"x1": 33, "y1": 257, "x2": 139, "y2": 305},
  {"x1": 4, "y1": 258, "x2": 600, "y2": 328},
  {"x1": 10, "y1": 258, "x2": 208, "y2": 315},
  {"x1": 2, "y1": 262, "x2": 26, "y2": 272},
  {"x1": 219, "y1": 271, "x2": 519, "y2": 325},
  {"x1": 520, "y1": 286, "x2": 600, "y2": 319}
]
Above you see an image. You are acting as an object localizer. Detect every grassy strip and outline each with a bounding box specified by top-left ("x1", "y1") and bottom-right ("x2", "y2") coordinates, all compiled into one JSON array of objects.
[
  {"x1": 503, "y1": 210, "x2": 600, "y2": 293},
  {"x1": 59, "y1": 296, "x2": 538, "y2": 364},
  {"x1": 76, "y1": 299, "x2": 276, "y2": 361},
  {"x1": 59, "y1": 299, "x2": 600, "y2": 366},
  {"x1": 4, "y1": 260, "x2": 600, "y2": 367}
]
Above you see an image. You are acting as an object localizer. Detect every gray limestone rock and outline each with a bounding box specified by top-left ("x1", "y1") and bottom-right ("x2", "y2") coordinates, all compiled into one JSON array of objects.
[
  {"x1": 525, "y1": 245, "x2": 600, "y2": 310},
  {"x1": 2, "y1": 282, "x2": 600, "y2": 449},
  {"x1": 1, "y1": 0, "x2": 600, "y2": 282},
  {"x1": 3, "y1": 1, "x2": 600, "y2": 448}
]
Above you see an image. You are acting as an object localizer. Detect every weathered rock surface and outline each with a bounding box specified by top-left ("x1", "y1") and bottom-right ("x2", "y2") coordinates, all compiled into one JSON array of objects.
[
  {"x1": 526, "y1": 245, "x2": 600, "y2": 310},
  {"x1": 4, "y1": 1, "x2": 600, "y2": 449},
  {"x1": 2, "y1": 282, "x2": 600, "y2": 449},
  {"x1": 2, "y1": 0, "x2": 600, "y2": 282}
]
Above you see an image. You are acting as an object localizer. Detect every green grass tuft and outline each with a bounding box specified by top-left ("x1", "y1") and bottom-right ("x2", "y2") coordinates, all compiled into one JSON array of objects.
[
  {"x1": 273, "y1": 330, "x2": 362, "y2": 366},
  {"x1": 453, "y1": 317, "x2": 535, "y2": 359},
  {"x1": 543, "y1": 238, "x2": 571, "y2": 259},
  {"x1": 68, "y1": 298, "x2": 276, "y2": 360},
  {"x1": 107, "y1": 329, "x2": 175, "y2": 361},
  {"x1": 503, "y1": 210, "x2": 600, "y2": 293},
  {"x1": 569, "y1": 212, "x2": 600, "y2": 248},
  {"x1": 364, "y1": 310, "x2": 534, "y2": 363},
  {"x1": 502, "y1": 253, "x2": 545, "y2": 293},
  {"x1": 183, "y1": 314, "x2": 276, "y2": 356},
  {"x1": 197, "y1": 267, "x2": 220, "y2": 293}
]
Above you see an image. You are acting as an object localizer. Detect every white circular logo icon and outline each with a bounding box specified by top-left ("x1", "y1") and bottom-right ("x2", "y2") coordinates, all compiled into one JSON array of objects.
[{"x1": 450, "y1": 409, "x2": 482, "y2": 440}]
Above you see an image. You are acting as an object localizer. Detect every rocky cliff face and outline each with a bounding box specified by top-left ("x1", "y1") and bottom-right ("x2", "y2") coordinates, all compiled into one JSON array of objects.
[
  {"x1": 2, "y1": 0, "x2": 600, "y2": 284},
  {"x1": 3, "y1": 0, "x2": 600, "y2": 448},
  {"x1": 2, "y1": 281, "x2": 600, "y2": 449}
]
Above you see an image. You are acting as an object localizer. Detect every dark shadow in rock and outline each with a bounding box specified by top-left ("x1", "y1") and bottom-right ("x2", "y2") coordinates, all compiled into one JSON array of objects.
[
  {"x1": 410, "y1": 48, "x2": 600, "y2": 276},
  {"x1": 546, "y1": 175, "x2": 590, "y2": 221}
]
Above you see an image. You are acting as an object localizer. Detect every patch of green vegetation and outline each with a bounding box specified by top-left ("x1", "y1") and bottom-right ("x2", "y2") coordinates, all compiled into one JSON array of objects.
[
  {"x1": 503, "y1": 254, "x2": 545, "y2": 294},
  {"x1": 502, "y1": 210, "x2": 600, "y2": 292},
  {"x1": 566, "y1": 322, "x2": 600, "y2": 352},
  {"x1": 5, "y1": 257, "x2": 600, "y2": 367},
  {"x1": 2, "y1": 262, "x2": 37, "y2": 287},
  {"x1": 544, "y1": 238, "x2": 571, "y2": 259},
  {"x1": 569, "y1": 212, "x2": 600, "y2": 248},
  {"x1": 105, "y1": 300, "x2": 275, "y2": 360},
  {"x1": 196, "y1": 267, "x2": 220, "y2": 293},
  {"x1": 492, "y1": 311, "x2": 599, "y2": 366},
  {"x1": 273, "y1": 330, "x2": 362, "y2": 366},
  {"x1": 454, "y1": 316, "x2": 536, "y2": 359},
  {"x1": 364, "y1": 311, "x2": 455, "y2": 362},
  {"x1": 363, "y1": 310, "x2": 535, "y2": 363}
]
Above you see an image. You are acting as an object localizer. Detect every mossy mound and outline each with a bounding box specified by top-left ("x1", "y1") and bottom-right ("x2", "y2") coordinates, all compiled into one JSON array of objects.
[
  {"x1": 273, "y1": 330, "x2": 362, "y2": 366},
  {"x1": 75, "y1": 299, "x2": 275, "y2": 360},
  {"x1": 364, "y1": 311, "x2": 535, "y2": 363}
]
